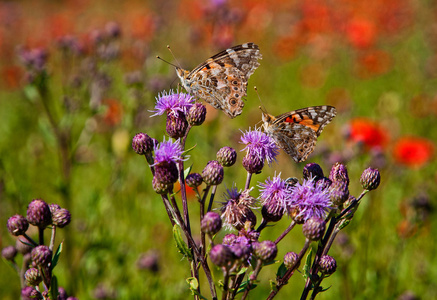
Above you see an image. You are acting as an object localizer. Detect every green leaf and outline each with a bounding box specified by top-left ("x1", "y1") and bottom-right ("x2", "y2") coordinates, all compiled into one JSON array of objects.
[
  {"x1": 236, "y1": 279, "x2": 257, "y2": 294},
  {"x1": 270, "y1": 279, "x2": 278, "y2": 292},
  {"x1": 184, "y1": 165, "x2": 193, "y2": 179},
  {"x1": 49, "y1": 275, "x2": 59, "y2": 300},
  {"x1": 237, "y1": 267, "x2": 248, "y2": 276},
  {"x1": 51, "y1": 242, "x2": 63, "y2": 271},
  {"x1": 184, "y1": 144, "x2": 197, "y2": 154},
  {"x1": 173, "y1": 224, "x2": 193, "y2": 260},
  {"x1": 276, "y1": 262, "x2": 288, "y2": 278},
  {"x1": 303, "y1": 248, "x2": 313, "y2": 280}
]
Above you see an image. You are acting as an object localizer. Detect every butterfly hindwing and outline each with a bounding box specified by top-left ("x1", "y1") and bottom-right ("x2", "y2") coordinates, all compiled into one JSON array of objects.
[{"x1": 263, "y1": 106, "x2": 337, "y2": 162}]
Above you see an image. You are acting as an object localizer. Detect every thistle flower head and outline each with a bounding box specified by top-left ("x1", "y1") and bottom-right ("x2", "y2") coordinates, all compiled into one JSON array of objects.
[
  {"x1": 153, "y1": 138, "x2": 185, "y2": 165},
  {"x1": 329, "y1": 162, "x2": 349, "y2": 185},
  {"x1": 259, "y1": 174, "x2": 293, "y2": 211},
  {"x1": 201, "y1": 212, "x2": 222, "y2": 235},
  {"x1": 253, "y1": 240, "x2": 277, "y2": 262},
  {"x1": 31, "y1": 245, "x2": 52, "y2": 267},
  {"x1": 240, "y1": 128, "x2": 279, "y2": 165},
  {"x1": 2, "y1": 246, "x2": 17, "y2": 261},
  {"x1": 150, "y1": 90, "x2": 194, "y2": 117},
  {"x1": 202, "y1": 160, "x2": 224, "y2": 186},
  {"x1": 360, "y1": 167, "x2": 381, "y2": 191},
  {"x1": 319, "y1": 255, "x2": 337, "y2": 275},
  {"x1": 209, "y1": 244, "x2": 233, "y2": 267},
  {"x1": 284, "y1": 251, "x2": 300, "y2": 269},
  {"x1": 288, "y1": 177, "x2": 332, "y2": 222}
]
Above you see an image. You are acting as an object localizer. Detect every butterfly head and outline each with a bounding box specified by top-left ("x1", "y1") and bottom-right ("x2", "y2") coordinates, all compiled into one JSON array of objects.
[{"x1": 175, "y1": 67, "x2": 191, "y2": 89}]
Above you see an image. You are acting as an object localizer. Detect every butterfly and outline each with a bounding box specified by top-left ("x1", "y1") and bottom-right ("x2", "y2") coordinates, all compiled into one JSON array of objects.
[
  {"x1": 262, "y1": 106, "x2": 337, "y2": 163},
  {"x1": 175, "y1": 43, "x2": 262, "y2": 118}
]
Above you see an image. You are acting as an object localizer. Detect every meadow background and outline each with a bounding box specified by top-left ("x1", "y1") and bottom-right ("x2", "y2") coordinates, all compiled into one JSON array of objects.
[{"x1": 1, "y1": 0, "x2": 436, "y2": 299}]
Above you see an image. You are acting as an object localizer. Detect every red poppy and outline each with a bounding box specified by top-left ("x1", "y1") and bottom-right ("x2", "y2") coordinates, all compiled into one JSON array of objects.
[
  {"x1": 103, "y1": 99, "x2": 123, "y2": 126},
  {"x1": 345, "y1": 18, "x2": 376, "y2": 49},
  {"x1": 393, "y1": 136, "x2": 434, "y2": 168},
  {"x1": 348, "y1": 118, "x2": 389, "y2": 149},
  {"x1": 356, "y1": 50, "x2": 392, "y2": 78}
]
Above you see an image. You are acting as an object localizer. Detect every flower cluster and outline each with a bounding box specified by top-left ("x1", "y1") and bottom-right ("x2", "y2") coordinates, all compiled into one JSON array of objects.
[
  {"x1": 3, "y1": 199, "x2": 75, "y2": 299},
  {"x1": 132, "y1": 89, "x2": 382, "y2": 299}
]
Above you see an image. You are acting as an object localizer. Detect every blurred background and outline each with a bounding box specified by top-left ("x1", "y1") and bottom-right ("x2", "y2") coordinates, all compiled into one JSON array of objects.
[{"x1": 0, "y1": 0, "x2": 436, "y2": 299}]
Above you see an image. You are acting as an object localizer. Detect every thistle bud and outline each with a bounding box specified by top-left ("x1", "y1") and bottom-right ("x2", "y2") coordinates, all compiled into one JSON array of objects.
[
  {"x1": 21, "y1": 286, "x2": 43, "y2": 300},
  {"x1": 253, "y1": 240, "x2": 277, "y2": 262},
  {"x1": 329, "y1": 180, "x2": 349, "y2": 207},
  {"x1": 202, "y1": 160, "x2": 224, "y2": 186},
  {"x1": 1, "y1": 246, "x2": 18, "y2": 261},
  {"x1": 217, "y1": 147, "x2": 237, "y2": 167},
  {"x1": 201, "y1": 212, "x2": 222, "y2": 235},
  {"x1": 329, "y1": 162, "x2": 349, "y2": 185},
  {"x1": 229, "y1": 242, "x2": 251, "y2": 263},
  {"x1": 360, "y1": 167, "x2": 381, "y2": 191},
  {"x1": 31, "y1": 245, "x2": 52, "y2": 267},
  {"x1": 7, "y1": 214, "x2": 29, "y2": 236},
  {"x1": 187, "y1": 102, "x2": 206, "y2": 126},
  {"x1": 154, "y1": 161, "x2": 178, "y2": 184},
  {"x1": 242, "y1": 152, "x2": 264, "y2": 174},
  {"x1": 222, "y1": 233, "x2": 237, "y2": 246},
  {"x1": 132, "y1": 132, "x2": 154, "y2": 155},
  {"x1": 261, "y1": 200, "x2": 284, "y2": 223},
  {"x1": 152, "y1": 176, "x2": 172, "y2": 194},
  {"x1": 210, "y1": 244, "x2": 233, "y2": 267},
  {"x1": 284, "y1": 251, "x2": 300, "y2": 269},
  {"x1": 303, "y1": 163, "x2": 324, "y2": 180},
  {"x1": 186, "y1": 173, "x2": 203, "y2": 188},
  {"x1": 302, "y1": 217, "x2": 326, "y2": 241},
  {"x1": 316, "y1": 177, "x2": 332, "y2": 190},
  {"x1": 52, "y1": 208, "x2": 71, "y2": 228},
  {"x1": 319, "y1": 255, "x2": 337, "y2": 275},
  {"x1": 27, "y1": 199, "x2": 51, "y2": 228},
  {"x1": 166, "y1": 112, "x2": 188, "y2": 139},
  {"x1": 25, "y1": 268, "x2": 42, "y2": 286}
]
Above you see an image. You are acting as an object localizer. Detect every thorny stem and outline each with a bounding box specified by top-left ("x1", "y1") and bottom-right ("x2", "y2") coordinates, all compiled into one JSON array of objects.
[
  {"x1": 275, "y1": 221, "x2": 296, "y2": 244},
  {"x1": 222, "y1": 268, "x2": 230, "y2": 300},
  {"x1": 245, "y1": 172, "x2": 252, "y2": 190},
  {"x1": 161, "y1": 193, "x2": 217, "y2": 299},
  {"x1": 301, "y1": 189, "x2": 369, "y2": 300},
  {"x1": 241, "y1": 259, "x2": 263, "y2": 300},
  {"x1": 49, "y1": 226, "x2": 56, "y2": 252},
  {"x1": 267, "y1": 239, "x2": 311, "y2": 300}
]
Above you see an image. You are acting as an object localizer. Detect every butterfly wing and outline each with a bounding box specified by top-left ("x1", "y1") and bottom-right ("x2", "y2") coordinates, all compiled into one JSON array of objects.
[
  {"x1": 263, "y1": 106, "x2": 337, "y2": 162},
  {"x1": 178, "y1": 43, "x2": 262, "y2": 118}
]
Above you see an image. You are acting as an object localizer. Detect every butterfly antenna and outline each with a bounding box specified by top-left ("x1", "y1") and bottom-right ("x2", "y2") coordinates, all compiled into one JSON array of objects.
[
  {"x1": 166, "y1": 45, "x2": 183, "y2": 69},
  {"x1": 254, "y1": 86, "x2": 268, "y2": 114},
  {"x1": 156, "y1": 55, "x2": 179, "y2": 68}
]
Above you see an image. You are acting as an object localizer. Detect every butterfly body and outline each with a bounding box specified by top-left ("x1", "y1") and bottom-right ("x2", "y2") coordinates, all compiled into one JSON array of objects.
[
  {"x1": 176, "y1": 43, "x2": 262, "y2": 118},
  {"x1": 262, "y1": 106, "x2": 337, "y2": 162}
]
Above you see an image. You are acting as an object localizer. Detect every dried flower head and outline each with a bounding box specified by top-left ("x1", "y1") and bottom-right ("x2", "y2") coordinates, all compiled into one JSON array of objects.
[{"x1": 221, "y1": 188, "x2": 257, "y2": 230}]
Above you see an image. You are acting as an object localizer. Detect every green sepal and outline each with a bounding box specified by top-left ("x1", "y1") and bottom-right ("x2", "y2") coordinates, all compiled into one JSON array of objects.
[
  {"x1": 173, "y1": 224, "x2": 193, "y2": 260},
  {"x1": 186, "y1": 277, "x2": 207, "y2": 298},
  {"x1": 51, "y1": 242, "x2": 63, "y2": 271}
]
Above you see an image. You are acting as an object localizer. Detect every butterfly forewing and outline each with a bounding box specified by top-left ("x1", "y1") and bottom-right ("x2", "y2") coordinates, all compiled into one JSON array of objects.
[
  {"x1": 263, "y1": 106, "x2": 337, "y2": 162},
  {"x1": 176, "y1": 43, "x2": 262, "y2": 118}
]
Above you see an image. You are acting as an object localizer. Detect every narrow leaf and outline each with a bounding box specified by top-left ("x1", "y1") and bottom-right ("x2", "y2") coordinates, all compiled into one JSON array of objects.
[
  {"x1": 276, "y1": 262, "x2": 288, "y2": 278},
  {"x1": 49, "y1": 275, "x2": 59, "y2": 300},
  {"x1": 51, "y1": 242, "x2": 63, "y2": 271},
  {"x1": 184, "y1": 165, "x2": 193, "y2": 179},
  {"x1": 303, "y1": 248, "x2": 313, "y2": 279},
  {"x1": 173, "y1": 224, "x2": 193, "y2": 260}
]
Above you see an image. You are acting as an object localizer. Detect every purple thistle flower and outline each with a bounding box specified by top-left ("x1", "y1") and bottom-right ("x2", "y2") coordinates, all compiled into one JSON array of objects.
[
  {"x1": 150, "y1": 90, "x2": 194, "y2": 117},
  {"x1": 287, "y1": 178, "x2": 332, "y2": 222},
  {"x1": 240, "y1": 128, "x2": 279, "y2": 165},
  {"x1": 258, "y1": 174, "x2": 292, "y2": 217},
  {"x1": 152, "y1": 138, "x2": 187, "y2": 165}
]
